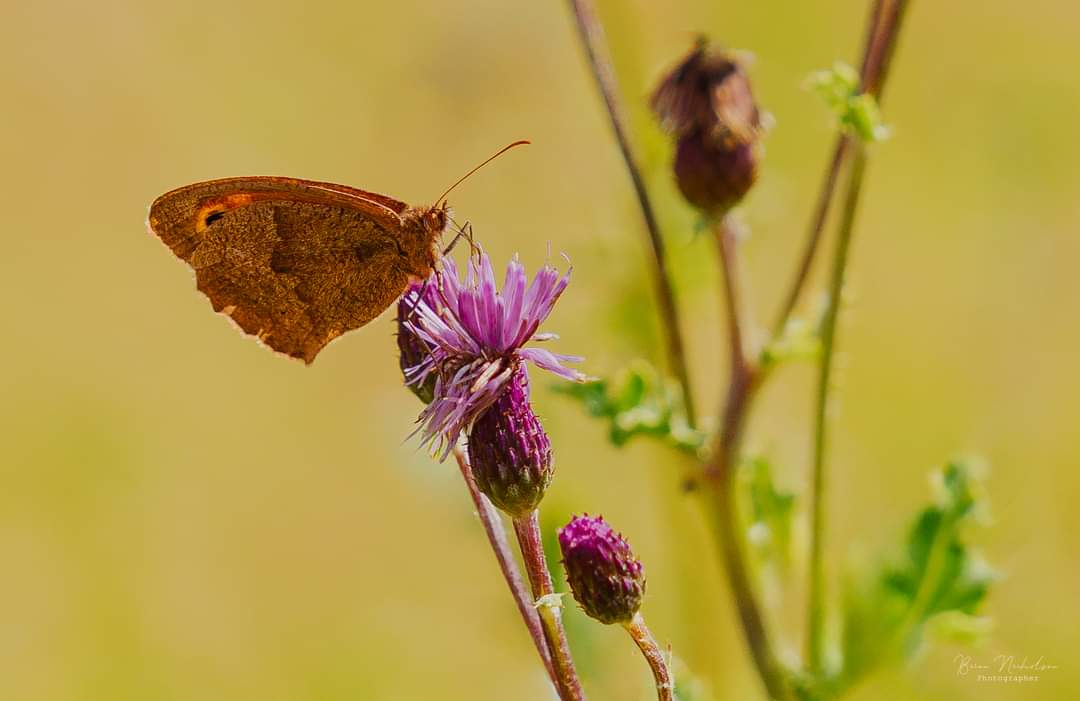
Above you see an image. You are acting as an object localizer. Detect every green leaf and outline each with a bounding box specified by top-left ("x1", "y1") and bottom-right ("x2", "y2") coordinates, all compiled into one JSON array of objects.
[
  {"x1": 534, "y1": 593, "x2": 565, "y2": 610},
  {"x1": 761, "y1": 317, "x2": 822, "y2": 368},
  {"x1": 806, "y1": 62, "x2": 891, "y2": 143},
  {"x1": 837, "y1": 458, "x2": 994, "y2": 689},
  {"x1": 741, "y1": 456, "x2": 796, "y2": 569},
  {"x1": 554, "y1": 360, "x2": 704, "y2": 454},
  {"x1": 925, "y1": 611, "x2": 994, "y2": 647}
]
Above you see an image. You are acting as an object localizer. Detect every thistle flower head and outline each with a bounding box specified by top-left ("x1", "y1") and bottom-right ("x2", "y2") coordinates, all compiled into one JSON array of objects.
[
  {"x1": 558, "y1": 514, "x2": 646, "y2": 624},
  {"x1": 404, "y1": 250, "x2": 584, "y2": 457},
  {"x1": 468, "y1": 364, "x2": 552, "y2": 517}
]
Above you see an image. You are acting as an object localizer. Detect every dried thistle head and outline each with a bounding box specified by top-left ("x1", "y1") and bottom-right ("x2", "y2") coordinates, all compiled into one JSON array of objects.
[
  {"x1": 651, "y1": 38, "x2": 767, "y2": 216},
  {"x1": 650, "y1": 38, "x2": 764, "y2": 147},
  {"x1": 673, "y1": 130, "x2": 759, "y2": 216}
]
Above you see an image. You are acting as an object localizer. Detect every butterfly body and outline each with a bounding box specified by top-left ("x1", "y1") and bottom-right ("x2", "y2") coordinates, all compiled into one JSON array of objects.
[{"x1": 148, "y1": 176, "x2": 448, "y2": 364}]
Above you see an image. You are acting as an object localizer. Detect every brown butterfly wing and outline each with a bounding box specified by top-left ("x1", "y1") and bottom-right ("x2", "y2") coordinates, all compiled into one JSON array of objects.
[{"x1": 148, "y1": 177, "x2": 416, "y2": 364}]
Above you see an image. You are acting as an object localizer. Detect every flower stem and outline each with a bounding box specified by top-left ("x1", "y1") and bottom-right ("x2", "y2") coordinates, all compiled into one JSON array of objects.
[
  {"x1": 805, "y1": 144, "x2": 867, "y2": 674},
  {"x1": 565, "y1": 0, "x2": 697, "y2": 426},
  {"x1": 804, "y1": 0, "x2": 911, "y2": 675},
  {"x1": 714, "y1": 217, "x2": 754, "y2": 366},
  {"x1": 700, "y1": 219, "x2": 793, "y2": 700},
  {"x1": 512, "y1": 511, "x2": 586, "y2": 701},
  {"x1": 770, "y1": 0, "x2": 908, "y2": 339},
  {"x1": 623, "y1": 612, "x2": 674, "y2": 701},
  {"x1": 771, "y1": 133, "x2": 850, "y2": 337},
  {"x1": 451, "y1": 447, "x2": 556, "y2": 687}
]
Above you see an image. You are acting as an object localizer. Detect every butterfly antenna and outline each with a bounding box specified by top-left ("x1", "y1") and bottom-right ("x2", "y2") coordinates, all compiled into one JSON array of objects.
[{"x1": 435, "y1": 140, "x2": 530, "y2": 206}]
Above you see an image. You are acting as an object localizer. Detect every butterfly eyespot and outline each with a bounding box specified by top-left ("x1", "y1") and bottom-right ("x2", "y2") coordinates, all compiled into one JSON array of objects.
[{"x1": 195, "y1": 205, "x2": 228, "y2": 233}]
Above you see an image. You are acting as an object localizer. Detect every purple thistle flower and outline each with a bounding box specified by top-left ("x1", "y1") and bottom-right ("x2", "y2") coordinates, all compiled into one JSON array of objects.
[
  {"x1": 558, "y1": 514, "x2": 646, "y2": 625},
  {"x1": 468, "y1": 364, "x2": 553, "y2": 517},
  {"x1": 404, "y1": 250, "x2": 585, "y2": 457}
]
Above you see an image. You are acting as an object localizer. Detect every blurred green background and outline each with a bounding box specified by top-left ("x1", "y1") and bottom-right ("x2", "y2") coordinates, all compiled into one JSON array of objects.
[{"x1": 1, "y1": 0, "x2": 1077, "y2": 698}]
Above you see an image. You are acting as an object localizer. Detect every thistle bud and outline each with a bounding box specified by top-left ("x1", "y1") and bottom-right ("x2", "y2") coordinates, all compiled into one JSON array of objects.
[
  {"x1": 558, "y1": 514, "x2": 646, "y2": 624},
  {"x1": 396, "y1": 280, "x2": 439, "y2": 404},
  {"x1": 651, "y1": 39, "x2": 763, "y2": 144},
  {"x1": 467, "y1": 364, "x2": 553, "y2": 517},
  {"x1": 651, "y1": 39, "x2": 765, "y2": 216},
  {"x1": 674, "y1": 131, "x2": 758, "y2": 216}
]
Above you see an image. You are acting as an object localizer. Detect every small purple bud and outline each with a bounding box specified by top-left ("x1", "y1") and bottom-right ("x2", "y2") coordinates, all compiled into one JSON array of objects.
[
  {"x1": 467, "y1": 365, "x2": 553, "y2": 518},
  {"x1": 396, "y1": 280, "x2": 438, "y2": 405},
  {"x1": 558, "y1": 514, "x2": 646, "y2": 625}
]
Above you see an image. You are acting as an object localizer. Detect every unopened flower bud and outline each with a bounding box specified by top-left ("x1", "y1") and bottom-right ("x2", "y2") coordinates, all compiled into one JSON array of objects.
[
  {"x1": 651, "y1": 40, "x2": 763, "y2": 145},
  {"x1": 651, "y1": 40, "x2": 765, "y2": 216},
  {"x1": 558, "y1": 514, "x2": 646, "y2": 624},
  {"x1": 397, "y1": 280, "x2": 438, "y2": 404},
  {"x1": 674, "y1": 130, "x2": 758, "y2": 216},
  {"x1": 467, "y1": 365, "x2": 553, "y2": 517}
]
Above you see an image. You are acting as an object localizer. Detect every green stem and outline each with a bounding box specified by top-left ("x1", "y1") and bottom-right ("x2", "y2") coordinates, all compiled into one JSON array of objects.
[
  {"x1": 770, "y1": 0, "x2": 909, "y2": 342},
  {"x1": 512, "y1": 511, "x2": 586, "y2": 701},
  {"x1": 805, "y1": 145, "x2": 868, "y2": 674},
  {"x1": 624, "y1": 612, "x2": 674, "y2": 701},
  {"x1": 805, "y1": 0, "x2": 911, "y2": 676},
  {"x1": 772, "y1": 134, "x2": 851, "y2": 338},
  {"x1": 565, "y1": 0, "x2": 697, "y2": 426},
  {"x1": 895, "y1": 511, "x2": 956, "y2": 649}
]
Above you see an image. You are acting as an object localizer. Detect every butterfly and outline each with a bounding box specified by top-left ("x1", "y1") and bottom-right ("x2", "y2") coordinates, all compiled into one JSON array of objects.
[{"x1": 147, "y1": 141, "x2": 526, "y2": 364}]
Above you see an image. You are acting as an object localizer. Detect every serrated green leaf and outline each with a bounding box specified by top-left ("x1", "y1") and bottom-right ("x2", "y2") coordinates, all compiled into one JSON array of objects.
[
  {"x1": 837, "y1": 458, "x2": 994, "y2": 690},
  {"x1": 554, "y1": 361, "x2": 705, "y2": 454}
]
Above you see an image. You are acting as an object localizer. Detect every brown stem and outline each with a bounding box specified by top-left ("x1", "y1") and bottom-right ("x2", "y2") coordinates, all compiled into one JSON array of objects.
[
  {"x1": 771, "y1": 134, "x2": 850, "y2": 337},
  {"x1": 512, "y1": 511, "x2": 586, "y2": 701},
  {"x1": 861, "y1": 0, "x2": 912, "y2": 101},
  {"x1": 715, "y1": 217, "x2": 754, "y2": 367},
  {"x1": 565, "y1": 0, "x2": 696, "y2": 426},
  {"x1": 624, "y1": 613, "x2": 674, "y2": 701},
  {"x1": 702, "y1": 366, "x2": 790, "y2": 699},
  {"x1": 451, "y1": 448, "x2": 556, "y2": 686},
  {"x1": 771, "y1": 0, "x2": 907, "y2": 339},
  {"x1": 701, "y1": 219, "x2": 792, "y2": 699}
]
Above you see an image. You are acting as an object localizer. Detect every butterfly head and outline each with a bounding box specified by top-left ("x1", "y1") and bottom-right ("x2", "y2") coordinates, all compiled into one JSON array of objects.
[
  {"x1": 422, "y1": 201, "x2": 451, "y2": 240},
  {"x1": 396, "y1": 202, "x2": 451, "y2": 279}
]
